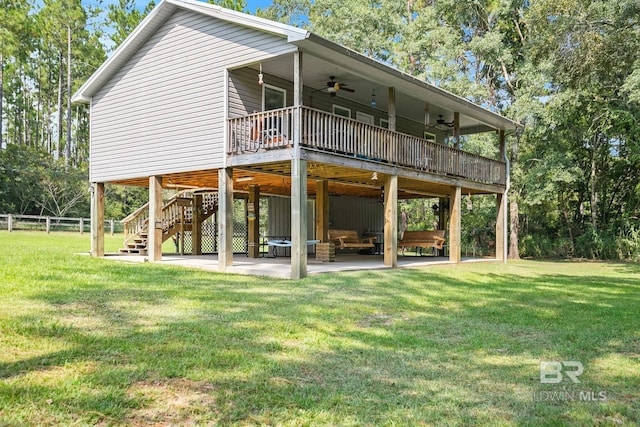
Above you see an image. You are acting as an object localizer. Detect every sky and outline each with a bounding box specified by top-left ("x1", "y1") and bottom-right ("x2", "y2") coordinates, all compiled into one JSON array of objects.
[
  {"x1": 97, "y1": 0, "x2": 275, "y2": 14},
  {"x1": 76, "y1": 0, "x2": 276, "y2": 53}
]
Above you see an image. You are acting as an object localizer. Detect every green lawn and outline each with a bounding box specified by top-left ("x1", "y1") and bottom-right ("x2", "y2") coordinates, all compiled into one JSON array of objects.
[{"x1": 0, "y1": 231, "x2": 638, "y2": 426}]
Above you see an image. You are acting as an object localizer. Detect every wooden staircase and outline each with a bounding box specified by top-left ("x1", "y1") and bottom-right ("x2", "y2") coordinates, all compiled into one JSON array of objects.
[{"x1": 119, "y1": 190, "x2": 218, "y2": 255}]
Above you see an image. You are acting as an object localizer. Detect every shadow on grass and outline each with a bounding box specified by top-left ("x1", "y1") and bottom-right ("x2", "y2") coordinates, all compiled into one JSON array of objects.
[{"x1": 1, "y1": 257, "x2": 638, "y2": 425}]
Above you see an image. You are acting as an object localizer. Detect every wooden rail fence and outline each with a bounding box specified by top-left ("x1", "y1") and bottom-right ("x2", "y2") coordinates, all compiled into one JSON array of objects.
[{"x1": 0, "y1": 214, "x2": 120, "y2": 234}]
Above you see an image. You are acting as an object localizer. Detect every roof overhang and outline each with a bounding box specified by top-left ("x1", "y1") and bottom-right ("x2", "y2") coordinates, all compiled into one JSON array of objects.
[{"x1": 294, "y1": 34, "x2": 520, "y2": 132}]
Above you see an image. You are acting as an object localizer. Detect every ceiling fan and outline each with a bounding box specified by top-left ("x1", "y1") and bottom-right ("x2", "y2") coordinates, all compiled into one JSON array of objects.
[
  {"x1": 427, "y1": 115, "x2": 455, "y2": 130},
  {"x1": 322, "y1": 76, "x2": 355, "y2": 97}
]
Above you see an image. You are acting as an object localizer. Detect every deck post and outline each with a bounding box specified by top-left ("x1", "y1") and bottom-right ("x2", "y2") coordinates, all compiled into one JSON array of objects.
[
  {"x1": 449, "y1": 185, "x2": 462, "y2": 263},
  {"x1": 453, "y1": 112, "x2": 460, "y2": 149},
  {"x1": 79, "y1": 217, "x2": 84, "y2": 234},
  {"x1": 7, "y1": 214, "x2": 12, "y2": 232},
  {"x1": 291, "y1": 50, "x2": 307, "y2": 279},
  {"x1": 248, "y1": 185, "x2": 260, "y2": 258},
  {"x1": 46, "y1": 216, "x2": 50, "y2": 233},
  {"x1": 496, "y1": 191, "x2": 507, "y2": 262},
  {"x1": 384, "y1": 175, "x2": 398, "y2": 268},
  {"x1": 218, "y1": 168, "x2": 234, "y2": 271},
  {"x1": 148, "y1": 176, "x2": 163, "y2": 262},
  {"x1": 90, "y1": 182, "x2": 104, "y2": 257},
  {"x1": 291, "y1": 158, "x2": 308, "y2": 279},
  {"x1": 315, "y1": 180, "x2": 329, "y2": 242},
  {"x1": 388, "y1": 87, "x2": 396, "y2": 131},
  {"x1": 192, "y1": 194, "x2": 202, "y2": 255}
]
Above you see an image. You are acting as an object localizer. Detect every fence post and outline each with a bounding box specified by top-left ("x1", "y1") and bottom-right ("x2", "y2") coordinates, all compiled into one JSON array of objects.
[
  {"x1": 110, "y1": 219, "x2": 115, "y2": 236},
  {"x1": 8, "y1": 214, "x2": 13, "y2": 232},
  {"x1": 46, "y1": 216, "x2": 51, "y2": 233},
  {"x1": 80, "y1": 218, "x2": 84, "y2": 234}
]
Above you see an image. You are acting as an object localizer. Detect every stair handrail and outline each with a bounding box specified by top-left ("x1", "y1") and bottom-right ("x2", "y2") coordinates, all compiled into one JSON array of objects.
[
  {"x1": 121, "y1": 188, "x2": 218, "y2": 249},
  {"x1": 122, "y1": 189, "x2": 190, "y2": 245}
]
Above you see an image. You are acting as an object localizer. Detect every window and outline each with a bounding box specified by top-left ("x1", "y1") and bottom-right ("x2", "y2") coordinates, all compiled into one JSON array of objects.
[
  {"x1": 379, "y1": 119, "x2": 389, "y2": 129},
  {"x1": 263, "y1": 84, "x2": 286, "y2": 111},
  {"x1": 356, "y1": 111, "x2": 374, "y2": 125},
  {"x1": 423, "y1": 131, "x2": 436, "y2": 142},
  {"x1": 332, "y1": 105, "x2": 351, "y2": 118}
]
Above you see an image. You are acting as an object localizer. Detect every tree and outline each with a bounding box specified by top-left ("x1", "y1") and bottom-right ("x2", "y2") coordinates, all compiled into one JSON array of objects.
[
  {"x1": 523, "y1": 0, "x2": 640, "y2": 255},
  {"x1": 0, "y1": 145, "x2": 48, "y2": 214},
  {"x1": 207, "y1": 0, "x2": 246, "y2": 12},
  {"x1": 35, "y1": 162, "x2": 89, "y2": 217},
  {"x1": 0, "y1": 0, "x2": 31, "y2": 150},
  {"x1": 255, "y1": 0, "x2": 310, "y2": 26},
  {"x1": 107, "y1": 0, "x2": 156, "y2": 50}
]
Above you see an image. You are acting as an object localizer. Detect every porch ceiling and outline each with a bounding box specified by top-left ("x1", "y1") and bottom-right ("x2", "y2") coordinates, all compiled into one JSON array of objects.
[
  {"x1": 247, "y1": 53, "x2": 516, "y2": 134},
  {"x1": 108, "y1": 162, "x2": 493, "y2": 199}
]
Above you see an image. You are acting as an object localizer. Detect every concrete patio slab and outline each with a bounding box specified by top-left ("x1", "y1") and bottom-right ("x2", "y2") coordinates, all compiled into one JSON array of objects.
[{"x1": 104, "y1": 252, "x2": 498, "y2": 279}]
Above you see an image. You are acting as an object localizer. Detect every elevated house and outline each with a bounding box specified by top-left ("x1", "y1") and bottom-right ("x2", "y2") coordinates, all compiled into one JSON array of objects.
[{"x1": 73, "y1": 0, "x2": 521, "y2": 279}]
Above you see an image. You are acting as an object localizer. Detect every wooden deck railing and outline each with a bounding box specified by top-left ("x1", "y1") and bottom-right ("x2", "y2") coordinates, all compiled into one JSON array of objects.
[{"x1": 228, "y1": 106, "x2": 506, "y2": 186}]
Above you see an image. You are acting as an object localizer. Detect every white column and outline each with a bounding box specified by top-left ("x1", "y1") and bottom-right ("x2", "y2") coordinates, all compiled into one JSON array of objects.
[{"x1": 290, "y1": 50, "x2": 307, "y2": 279}]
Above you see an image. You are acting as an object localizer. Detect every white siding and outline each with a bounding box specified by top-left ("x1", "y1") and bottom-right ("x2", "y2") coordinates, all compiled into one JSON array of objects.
[{"x1": 90, "y1": 9, "x2": 297, "y2": 182}]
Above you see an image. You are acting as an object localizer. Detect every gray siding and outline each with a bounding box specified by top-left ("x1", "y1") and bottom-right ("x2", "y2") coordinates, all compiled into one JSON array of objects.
[
  {"x1": 228, "y1": 67, "x2": 447, "y2": 141},
  {"x1": 228, "y1": 68, "x2": 295, "y2": 117},
  {"x1": 267, "y1": 196, "x2": 315, "y2": 239},
  {"x1": 328, "y1": 195, "x2": 384, "y2": 235},
  {"x1": 267, "y1": 194, "x2": 383, "y2": 240},
  {"x1": 90, "y1": 9, "x2": 296, "y2": 182}
]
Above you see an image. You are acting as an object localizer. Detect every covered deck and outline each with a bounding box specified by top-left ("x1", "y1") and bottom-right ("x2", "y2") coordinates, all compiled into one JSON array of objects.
[{"x1": 228, "y1": 106, "x2": 506, "y2": 187}]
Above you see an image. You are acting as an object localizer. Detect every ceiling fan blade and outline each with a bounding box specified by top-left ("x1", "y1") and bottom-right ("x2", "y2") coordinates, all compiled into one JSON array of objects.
[{"x1": 341, "y1": 87, "x2": 355, "y2": 93}]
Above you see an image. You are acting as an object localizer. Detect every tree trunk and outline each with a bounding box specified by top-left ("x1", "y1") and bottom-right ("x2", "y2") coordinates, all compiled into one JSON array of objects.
[
  {"x1": 21, "y1": 69, "x2": 28, "y2": 145},
  {"x1": 46, "y1": 62, "x2": 52, "y2": 154},
  {"x1": 562, "y1": 204, "x2": 574, "y2": 256},
  {"x1": 590, "y1": 147, "x2": 598, "y2": 228},
  {"x1": 65, "y1": 24, "x2": 72, "y2": 168},
  {"x1": 57, "y1": 51, "x2": 63, "y2": 161},
  {"x1": 508, "y1": 195, "x2": 520, "y2": 259},
  {"x1": 0, "y1": 52, "x2": 4, "y2": 150},
  {"x1": 35, "y1": 57, "x2": 41, "y2": 149}
]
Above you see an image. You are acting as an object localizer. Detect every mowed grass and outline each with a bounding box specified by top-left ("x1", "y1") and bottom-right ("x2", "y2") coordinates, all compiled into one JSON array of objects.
[{"x1": 0, "y1": 232, "x2": 638, "y2": 426}]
